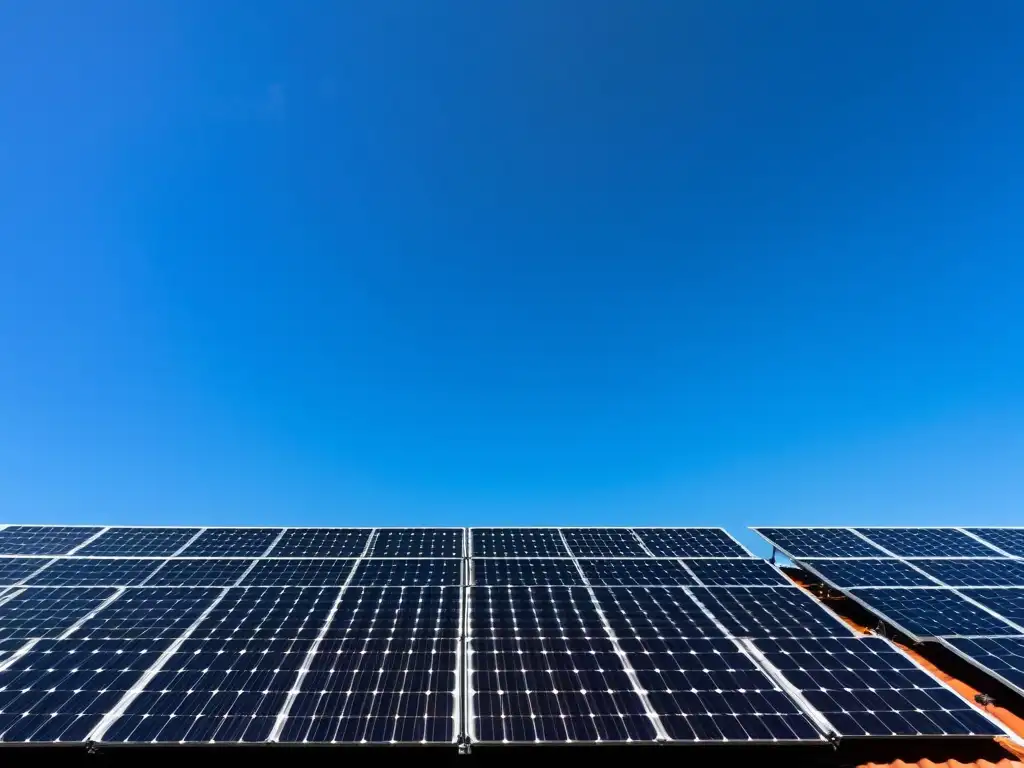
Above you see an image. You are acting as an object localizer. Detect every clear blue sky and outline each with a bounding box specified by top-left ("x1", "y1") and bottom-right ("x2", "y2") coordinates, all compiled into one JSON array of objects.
[{"x1": 1, "y1": 2, "x2": 1022, "y2": 555}]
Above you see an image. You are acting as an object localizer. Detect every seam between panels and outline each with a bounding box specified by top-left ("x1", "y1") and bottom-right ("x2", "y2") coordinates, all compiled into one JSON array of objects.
[
  {"x1": 675, "y1": 558, "x2": 703, "y2": 586},
  {"x1": 261, "y1": 529, "x2": 289, "y2": 557},
  {"x1": 86, "y1": 587, "x2": 233, "y2": 741},
  {"x1": 455, "y1": 559, "x2": 468, "y2": 745},
  {"x1": 170, "y1": 528, "x2": 208, "y2": 557},
  {"x1": 559, "y1": 530, "x2": 669, "y2": 742},
  {"x1": 845, "y1": 530, "x2": 955, "y2": 585},
  {"x1": 12, "y1": 558, "x2": 60, "y2": 587},
  {"x1": 463, "y1": 577, "x2": 476, "y2": 744},
  {"x1": 66, "y1": 527, "x2": 110, "y2": 556},
  {"x1": 0, "y1": 638, "x2": 42, "y2": 673},
  {"x1": 956, "y1": 528, "x2": 1017, "y2": 558},
  {"x1": 136, "y1": 559, "x2": 173, "y2": 587},
  {"x1": 56, "y1": 587, "x2": 127, "y2": 640},
  {"x1": 232, "y1": 558, "x2": 263, "y2": 587},
  {"x1": 358, "y1": 529, "x2": 378, "y2": 559},
  {"x1": 628, "y1": 529, "x2": 658, "y2": 558},
  {"x1": 947, "y1": 588, "x2": 1024, "y2": 634},
  {"x1": 267, "y1": 556, "x2": 363, "y2": 742}
]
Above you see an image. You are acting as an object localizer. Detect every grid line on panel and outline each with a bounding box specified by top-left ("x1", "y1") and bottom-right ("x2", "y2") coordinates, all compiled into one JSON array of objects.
[
  {"x1": 170, "y1": 528, "x2": 207, "y2": 557},
  {"x1": 966, "y1": 528, "x2": 1024, "y2": 558},
  {"x1": 846, "y1": 588, "x2": 1022, "y2": 639},
  {"x1": 65, "y1": 527, "x2": 110, "y2": 556},
  {"x1": 56, "y1": 588, "x2": 127, "y2": 640},
  {"x1": 261, "y1": 528, "x2": 288, "y2": 557},
  {"x1": 0, "y1": 558, "x2": 55, "y2": 587},
  {"x1": 136, "y1": 558, "x2": 172, "y2": 586},
  {"x1": 87, "y1": 588, "x2": 233, "y2": 742},
  {"x1": 853, "y1": 528, "x2": 1007, "y2": 559},
  {"x1": 957, "y1": 529, "x2": 1017, "y2": 558},
  {"x1": 628, "y1": 530, "x2": 659, "y2": 558}
]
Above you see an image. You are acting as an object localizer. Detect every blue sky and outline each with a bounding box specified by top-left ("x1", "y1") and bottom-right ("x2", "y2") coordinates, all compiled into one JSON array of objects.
[{"x1": 0, "y1": 2, "x2": 1022, "y2": 556}]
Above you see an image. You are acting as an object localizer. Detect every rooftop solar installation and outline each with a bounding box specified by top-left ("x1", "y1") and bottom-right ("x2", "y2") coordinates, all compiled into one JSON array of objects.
[
  {"x1": 847, "y1": 588, "x2": 1020, "y2": 639},
  {"x1": 0, "y1": 524, "x2": 1008, "y2": 749},
  {"x1": 959, "y1": 589, "x2": 1024, "y2": 627},
  {"x1": 801, "y1": 559, "x2": 938, "y2": 588},
  {"x1": 943, "y1": 637, "x2": 1024, "y2": 697},
  {"x1": 912, "y1": 558, "x2": 1024, "y2": 587}
]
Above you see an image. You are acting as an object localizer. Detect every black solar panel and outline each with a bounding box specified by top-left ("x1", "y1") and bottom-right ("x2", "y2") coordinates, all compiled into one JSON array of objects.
[
  {"x1": 142, "y1": 558, "x2": 255, "y2": 587},
  {"x1": 854, "y1": 528, "x2": 1001, "y2": 558},
  {"x1": 329, "y1": 587, "x2": 461, "y2": 638},
  {"x1": 470, "y1": 587, "x2": 605, "y2": 638},
  {"x1": 0, "y1": 557, "x2": 52, "y2": 586},
  {"x1": 469, "y1": 635, "x2": 658, "y2": 743},
  {"x1": 753, "y1": 637, "x2": 1003, "y2": 737},
  {"x1": 0, "y1": 526, "x2": 103, "y2": 556},
  {"x1": 591, "y1": 587, "x2": 723, "y2": 639},
  {"x1": 683, "y1": 559, "x2": 789, "y2": 587},
  {"x1": 268, "y1": 529, "x2": 370, "y2": 558},
  {"x1": 69, "y1": 587, "x2": 220, "y2": 640},
  {"x1": 348, "y1": 558, "x2": 462, "y2": 586},
  {"x1": 0, "y1": 587, "x2": 116, "y2": 641},
  {"x1": 471, "y1": 558, "x2": 583, "y2": 587},
  {"x1": 579, "y1": 559, "x2": 697, "y2": 587},
  {"x1": 967, "y1": 528, "x2": 1024, "y2": 557},
  {"x1": 848, "y1": 588, "x2": 1019, "y2": 639},
  {"x1": 0, "y1": 638, "x2": 25, "y2": 663},
  {"x1": 190, "y1": 587, "x2": 338, "y2": 640},
  {"x1": 366, "y1": 528, "x2": 463, "y2": 558},
  {"x1": 25, "y1": 558, "x2": 163, "y2": 587},
  {"x1": 944, "y1": 637, "x2": 1024, "y2": 696},
  {"x1": 913, "y1": 559, "x2": 1024, "y2": 588},
  {"x1": 755, "y1": 528, "x2": 885, "y2": 558},
  {"x1": 804, "y1": 559, "x2": 937, "y2": 588},
  {"x1": 179, "y1": 528, "x2": 281, "y2": 557},
  {"x1": 560, "y1": 529, "x2": 647, "y2": 558},
  {"x1": 635, "y1": 529, "x2": 750, "y2": 558},
  {"x1": 692, "y1": 587, "x2": 855, "y2": 639},
  {"x1": 0, "y1": 637, "x2": 172, "y2": 743},
  {"x1": 470, "y1": 529, "x2": 569, "y2": 557},
  {"x1": 239, "y1": 559, "x2": 357, "y2": 587},
  {"x1": 78, "y1": 528, "x2": 201, "y2": 557},
  {"x1": 959, "y1": 589, "x2": 1024, "y2": 629}
]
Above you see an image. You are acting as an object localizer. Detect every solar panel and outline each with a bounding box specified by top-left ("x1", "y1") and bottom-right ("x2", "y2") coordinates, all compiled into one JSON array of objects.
[
  {"x1": 847, "y1": 588, "x2": 1019, "y2": 639},
  {"x1": 69, "y1": 587, "x2": 220, "y2": 640},
  {"x1": 471, "y1": 559, "x2": 584, "y2": 587},
  {"x1": 752, "y1": 637, "x2": 1003, "y2": 737},
  {"x1": 967, "y1": 528, "x2": 1024, "y2": 557},
  {"x1": 0, "y1": 587, "x2": 117, "y2": 641},
  {"x1": 348, "y1": 558, "x2": 462, "y2": 586},
  {"x1": 179, "y1": 528, "x2": 281, "y2": 557},
  {"x1": 691, "y1": 587, "x2": 855, "y2": 639},
  {"x1": 24, "y1": 558, "x2": 164, "y2": 587},
  {"x1": 77, "y1": 528, "x2": 201, "y2": 557},
  {"x1": 0, "y1": 637, "x2": 172, "y2": 743},
  {"x1": 366, "y1": 528, "x2": 463, "y2": 558},
  {"x1": 854, "y1": 528, "x2": 1001, "y2": 558},
  {"x1": 268, "y1": 529, "x2": 371, "y2": 558},
  {"x1": 329, "y1": 587, "x2": 461, "y2": 638},
  {"x1": 560, "y1": 529, "x2": 648, "y2": 558},
  {"x1": 0, "y1": 638, "x2": 26, "y2": 663},
  {"x1": 0, "y1": 557, "x2": 52, "y2": 586},
  {"x1": 142, "y1": 558, "x2": 255, "y2": 587},
  {"x1": 912, "y1": 559, "x2": 1024, "y2": 587},
  {"x1": 191, "y1": 587, "x2": 338, "y2": 640},
  {"x1": 802, "y1": 559, "x2": 938, "y2": 588},
  {"x1": 634, "y1": 529, "x2": 750, "y2": 558},
  {"x1": 944, "y1": 637, "x2": 1024, "y2": 696},
  {"x1": 683, "y1": 559, "x2": 789, "y2": 587},
  {"x1": 754, "y1": 528, "x2": 886, "y2": 558},
  {"x1": 959, "y1": 589, "x2": 1024, "y2": 628},
  {"x1": 579, "y1": 559, "x2": 697, "y2": 587},
  {"x1": 239, "y1": 559, "x2": 357, "y2": 587},
  {"x1": 470, "y1": 586, "x2": 605, "y2": 638},
  {"x1": 0, "y1": 526, "x2": 103, "y2": 555},
  {"x1": 469, "y1": 528, "x2": 569, "y2": 557},
  {"x1": 591, "y1": 587, "x2": 723, "y2": 639}
]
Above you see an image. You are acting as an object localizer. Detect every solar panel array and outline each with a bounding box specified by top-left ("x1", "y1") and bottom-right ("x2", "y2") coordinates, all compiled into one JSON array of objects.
[
  {"x1": 0, "y1": 525, "x2": 1005, "y2": 749},
  {"x1": 754, "y1": 527, "x2": 1024, "y2": 701}
]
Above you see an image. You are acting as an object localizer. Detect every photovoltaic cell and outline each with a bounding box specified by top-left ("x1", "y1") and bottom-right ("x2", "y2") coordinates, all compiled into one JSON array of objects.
[
  {"x1": 913, "y1": 559, "x2": 1024, "y2": 588},
  {"x1": 944, "y1": 637, "x2": 1024, "y2": 696},
  {"x1": 619, "y1": 636, "x2": 822, "y2": 742},
  {"x1": 854, "y1": 528, "x2": 1001, "y2": 558},
  {"x1": 0, "y1": 587, "x2": 116, "y2": 641},
  {"x1": 366, "y1": 529, "x2": 463, "y2": 558},
  {"x1": 560, "y1": 529, "x2": 647, "y2": 558},
  {"x1": 69, "y1": 587, "x2": 220, "y2": 640},
  {"x1": 0, "y1": 557, "x2": 52, "y2": 586},
  {"x1": 25, "y1": 558, "x2": 164, "y2": 587},
  {"x1": 179, "y1": 528, "x2": 281, "y2": 557},
  {"x1": 472, "y1": 559, "x2": 584, "y2": 587},
  {"x1": 267, "y1": 529, "x2": 370, "y2": 558},
  {"x1": 348, "y1": 558, "x2": 462, "y2": 587},
  {"x1": 968, "y1": 528, "x2": 1024, "y2": 557},
  {"x1": 0, "y1": 526, "x2": 103, "y2": 556},
  {"x1": 959, "y1": 589, "x2": 1024, "y2": 628},
  {"x1": 469, "y1": 635, "x2": 657, "y2": 743},
  {"x1": 0, "y1": 637, "x2": 172, "y2": 743},
  {"x1": 240, "y1": 559, "x2": 357, "y2": 587},
  {"x1": 103, "y1": 636, "x2": 315, "y2": 743},
  {"x1": 142, "y1": 558, "x2": 255, "y2": 587},
  {"x1": 692, "y1": 587, "x2": 855, "y2": 639},
  {"x1": 469, "y1": 529, "x2": 569, "y2": 557},
  {"x1": 579, "y1": 559, "x2": 696, "y2": 587},
  {"x1": 753, "y1": 637, "x2": 1003, "y2": 737},
  {"x1": 804, "y1": 559, "x2": 937, "y2": 588},
  {"x1": 635, "y1": 529, "x2": 749, "y2": 558},
  {"x1": 755, "y1": 528, "x2": 885, "y2": 559},
  {"x1": 78, "y1": 528, "x2": 200, "y2": 557},
  {"x1": 591, "y1": 587, "x2": 723, "y2": 639},
  {"x1": 470, "y1": 587, "x2": 605, "y2": 638},
  {"x1": 683, "y1": 559, "x2": 789, "y2": 587},
  {"x1": 190, "y1": 587, "x2": 339, "y2": 640},
  {"x1": 848, "y1": 588, "x2": 1019, "y2": 638},
  {"x1": 329, "y1": 587, "x2": 461, "y2": 638}
]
